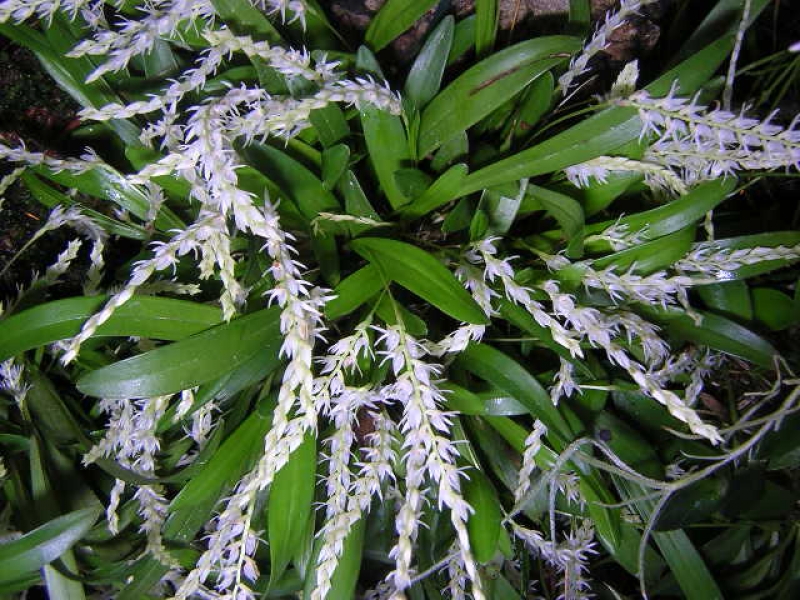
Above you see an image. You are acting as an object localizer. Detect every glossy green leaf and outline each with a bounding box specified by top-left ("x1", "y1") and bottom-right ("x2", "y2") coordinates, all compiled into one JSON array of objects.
[
  {"x1": 593, "y1": 413, "x2": 662, "y2": 479},
  {"x1": 404, "y1": 16, "x2": 454, "y2": 110},
  {"x1": 480, "y1": 181, "x2": 526, "y2": 236},
  {"x1": 457, "y1": 344, "x2": 572, "y2": 443},
  {"x1": 569, "y1": 0, "x2": 591, "y2": 30},
  {"x1": 339, "y1": 171, "x2": 379, "y2": 219},
  {"x1": 211, "y1": 0, "x2": 282, "y2": 41},
  {"x1": 35, "y1": 164, "x2": 183, "y2": 232},
  {"x1": 460, "y1": 36, "x2": 741, "y2": 194},
  {"x1": 269, "y1": 432, "x2": 317, "y2": 585},
  {"x1": 21, "y1": 173, "x2": 148, "y2": 240},
  {"x1": 463, "y1": 468, "x2": 502, "y2": 563},
  {"x1": 365, "y1": 0, "x2": 438, "y2": 51},
  {"x1": 361, "y1": 106, "x2": 413, "y2": 209},
  {"x1": 656, "y1": 478, "x2": 728, "y2": 531},
  {"x1": 698, "y1": 281, "x2": 753, "y2": 321},
  {"x1": 350, "y1": 238, "x2": 488, "y2": 324},
  {"x1": 647, "y1": 308, "x2": 778, "y2": 369},
  {"x1": 475, "y1": 0, "x2": 498, "y2": 57},
  {"x1": 593, "y1": 227, "x2": 695, "y2": 274},
  {"x1": 418, "y1": 36, "x2": 579, "y2": 157},
  {"x1": 321, "y1": 144, "x2": 350, "y2": 191},
  {"x1": 77, "y1": 308, "x2": 282, "y2": 399},
  {"x1": 325, "y1": 264, "x2": 383, "y2": 320},
  {"x1": 0, "y1": 508, "x2": 100, "y2": 586},
  {"x1": 584, "y1": 178, "x2": 736, "y2": 251},
  {"x1": 752, "y1": 288, "x2": 796, "y2": 331},
  {"x1": 240, "y1": 143, "x2": 339, "y2": 220},
  {"x1": 0, "y1": 297, "x2": 223, "y2": 361},
  {"x1": 310, "y1": 105, "x2": 350, "y2": 147},
  {"x1": 533, "y1": 184, "x2": 585, "y2": 258},
  {"x1": 448, "y1": 15, "x2": 476, "y2": 65},
  {"x1": 511, "y1": 72, "x2": 554, "y2": 140},
  {"x1": 396, "y1": 163, "x2": 468, "y2": 220},
  {"x1": 375, "y1": 294, "x2": 428, "y2": 337}
]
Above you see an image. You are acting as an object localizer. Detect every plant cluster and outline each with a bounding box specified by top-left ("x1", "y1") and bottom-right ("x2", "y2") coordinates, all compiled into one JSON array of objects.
[{"x1": 0, "y1": 0, "x2": 799, "y2": 599}]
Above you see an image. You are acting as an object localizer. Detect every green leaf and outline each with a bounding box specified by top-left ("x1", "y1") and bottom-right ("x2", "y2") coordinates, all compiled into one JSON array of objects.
[
  {"x1": 310, "y1": 105, "x2": 350, "y2": 147},
  {"x1": 511, "y1": 72, "x2": 554, "y2": 141},
  {"x1": 34, "y1": 164, "x2": 183, "y2": 232},
  {"x1": 448, "y1": 15, "x2": 476, "y2": 66},
  {"x1": 339, "y1": 171, "x2": 379, "y2": 219},
  {"x1": 475, "y1": 0, "x2": 498, "y2": 57},
  {"x1": 672, "y1": 0, "x2": 770, "y2": 65},
  {"x1": 532, "y1": 184, "x2": 585, "y2": 258},
  {"x1": 697, "y1": 281, "x2": 753, "y2": 321},
  {"x1": 647, "y1": 308, "x2": 778, "y2": 369},
  {"x1": 0, "y1": 297, "x2": 222, "y2": 361},
  {"x1": 21, "y1": 173, "x2": 148, "y2": 240},
  {"x1": 456, "y1": 344, "x2": 572, "y2": 444},
  {"x1": 655, "y1": 477, "x2": 728, "y2": 531},
  {"x1": 325, "y1": 264, "x2": 383, "y2": 320},
  {"x1": 211, "y1": 0, "x2": 282, "y2": 42},
  {"x1": 0, "y1": 508, "x2": 100, "y2": 586},
  {"x1": 463, "y1": 468, "x2": 503, "y2": 563},
  {"x1": 568, "y1": 0, "x2": 591, "y2": 30},
  {"x1": 361, "y1": 106, "x2": 413, "y2": 209},
  {"x1": 393, "y1": 168, "x2": 433, "y2": 200},
  {"x1": 396, "y1": 163, "x2": 468, "y2": 221},
  {"x1": 350, "y1": 238, "x2": 488, "y2": 325},
  {"x1": 365, "y1": 0, "x2": 438, "y2": 51},
  {"x1": 322, "y1": 144, "x2": 350, "y2": 191},
  {"x1": 693, "y1": 232, "x2": 800, "y2": 280},
  {"x1": 77, "y1": 308, "x2": 282, "y2": 399},
  {"x1": 375, "y1": 294, "x2": 428, "y2": 337},
  {"x1": 303, "y1": 520, "x2": 364, "y2": 600},
  {"x1": 240, "y1": 143, "x2": 339, "y2": 220},
  {"x1": 615, "y1": 478, "x2": 723, "y2": 600},
  {"x1": 239, "y1": 143, "x2": 340, "y2": 283},
  {"x1": 460, "y1": 36, "x2": 741, "y2": 194},
  {"x1": 480, "y1": 180, "x2": 526, "y2": 236},
  {"x1": 593, "y1": 227, "x2": 695, "y2": 274},
  {"x1": 584, "y1": 178, "x2": 736, "y2": 250},
  {"x1": 120, "y1": 405, "x2": 274, "y2": 599},
  {"x1": 404, "y1": 16, "x2": 455, "y2": 110},
  {"x1": 269, "y1": 432, "x2": 317, "y2": 585},
  {"x1": 418, "y1": 36, "x2": 579, "y2": 157},
  {"x1": 752, "y1": 288, "x2": 796, "y2": 331}
]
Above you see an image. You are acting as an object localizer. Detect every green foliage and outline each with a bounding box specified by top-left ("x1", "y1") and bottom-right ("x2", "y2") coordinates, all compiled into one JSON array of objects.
[{"x1": 0, "y1": 1, "x2": 799, "y2": 599}]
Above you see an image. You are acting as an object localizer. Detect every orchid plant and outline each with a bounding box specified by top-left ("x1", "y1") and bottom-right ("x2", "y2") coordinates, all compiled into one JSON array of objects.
[{"x1": 1, "y1": 0, "x2": 799, "y2": 599}]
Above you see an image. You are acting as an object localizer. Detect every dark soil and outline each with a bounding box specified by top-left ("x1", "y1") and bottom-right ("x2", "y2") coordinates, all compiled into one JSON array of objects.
[{"x1": 0, "y1": 37, "x2": 80, "y2": 300}]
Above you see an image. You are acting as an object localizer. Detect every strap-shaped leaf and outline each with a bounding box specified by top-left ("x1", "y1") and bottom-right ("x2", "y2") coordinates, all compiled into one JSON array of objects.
[
  {"x1": 396, "y1": 163, "x2": 468, "y2": 221},
  {"x1": 418, "y1": 36, "x2": 579, "y2": 157},
  {"x1": 457, "y1": 344, "x2": 572, "y2": 443},
  {"x1": 0, "y1": 297, "x2": 223, "y2": 361},
  {"x1": 325, "y1": 264, "x2": 383, "y2": 320},
  {"x1": 463, "y1": 468, "x2": 503, "y2": 563},
  {"x1": 365, "y1": 0, "x2": 438, "y2": 51},
  {"x1": 350, "y1": 238, "x2": 488, "y2": 325},
  {"x1": 269, "y1": 432, "x2": 317, "y2": 585},
  {"x1": 404, "y1": 16, "x2": 455, "y2": 110},
  {"x1": 460, "y1": 36, "x2": 742, "y2": 194},
  {"x1": 0, "y1": 508, "x2": 101, "y2": 586},
  {"x1": 77, "y1": 308, "x2": 282, "y2": 399}
]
